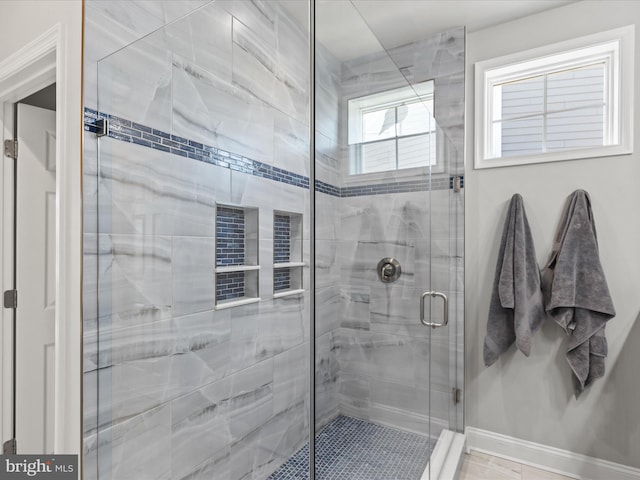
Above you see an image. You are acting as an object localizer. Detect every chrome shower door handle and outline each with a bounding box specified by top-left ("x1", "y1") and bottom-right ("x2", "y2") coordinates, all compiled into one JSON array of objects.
[{"x1": 420, "y1": 291, "x2": 449, "y2": 328}]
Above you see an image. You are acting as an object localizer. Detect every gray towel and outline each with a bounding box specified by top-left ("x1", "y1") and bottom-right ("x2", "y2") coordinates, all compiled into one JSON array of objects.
[
  {"x1": 484, "y1": 194, "x2": 546, "y2": 366},
  {"x1": 541, "y1": 190, "x2": 615, "y2": 396}
]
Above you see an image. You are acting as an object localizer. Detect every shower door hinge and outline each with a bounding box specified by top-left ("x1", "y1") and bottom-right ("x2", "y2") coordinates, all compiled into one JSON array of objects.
[
  {"x1": 452, "y1": 387, "x2": 461, "y2": 405},
  {"x1": 3, "y1": 438, "x2": 16, "y2": 454},
  {"x1": 3, "y1": 290, "x2": 17, "y2": 309},
  {"x1": 95, "y1": 118, "x2": 109, "y2": 137},
  {"x1": 452, "y1": 176, "x2": 462, "y2": 193},
  {"x1": 4, "y1": 139, "x2": 17, "y2": 159}
]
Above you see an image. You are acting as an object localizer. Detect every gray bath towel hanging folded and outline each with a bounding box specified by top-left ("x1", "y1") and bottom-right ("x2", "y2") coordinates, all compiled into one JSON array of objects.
[
  {"x1": 484, "y1": 194, "x2": 547, "y2": 366},
  {"x1": 541, "y1": 189, "x2": 615, "y2": 397}
]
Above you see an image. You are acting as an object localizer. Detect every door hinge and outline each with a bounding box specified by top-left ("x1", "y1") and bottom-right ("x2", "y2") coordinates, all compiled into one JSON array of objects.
[
  {"x1": 4, "y1": 139, "x2": 17, "y2": 159},
  {"x1": 453, "y1": 387, "x2": 462, "y2": 405},
  {"x1": 3, "y1": 438, "x2": 16, "y2": 454},
  {"x1": 95, "y1": 118, "x2": 109, "y2": 137},
  {"x1": 452, "y1": 176, "x2": 462, "y2": 193},
  {"x1": 3, "y1": 289, "x2": 17, "y2": 309}
]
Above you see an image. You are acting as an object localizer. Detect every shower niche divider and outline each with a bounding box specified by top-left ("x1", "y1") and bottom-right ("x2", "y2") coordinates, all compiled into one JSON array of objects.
[
  {"x1": 214, "y1": 204, "x2": 260, "y2": 309},
  {"x1": 273, "y1": 211, "x2": 304, "y2": 298}
]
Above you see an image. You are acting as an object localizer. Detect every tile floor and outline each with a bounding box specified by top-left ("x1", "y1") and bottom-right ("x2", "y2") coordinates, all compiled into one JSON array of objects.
[
  {"x1": 267, "y1": 415, "x2": 435, "y2": 480},
  {"x1": 459, "y1": 451, "x2": 575, "y2": 480}
]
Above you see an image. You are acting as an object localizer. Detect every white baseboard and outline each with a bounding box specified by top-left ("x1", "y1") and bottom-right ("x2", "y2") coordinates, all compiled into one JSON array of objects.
[{"x1": 465, "y1": 427, "x2": 640, "y2": 480}]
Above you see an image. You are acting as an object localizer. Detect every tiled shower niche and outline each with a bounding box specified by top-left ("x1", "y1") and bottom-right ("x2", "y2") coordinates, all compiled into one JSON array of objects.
[
  {"x1": 215, "y1": 204, "x2": 260, "y2": 308},
  {"x1": 273, "y1": 211, "x2": 304, "y2": 297}
]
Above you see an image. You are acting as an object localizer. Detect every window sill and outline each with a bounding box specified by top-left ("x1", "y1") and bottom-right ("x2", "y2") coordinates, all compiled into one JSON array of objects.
[
  {"x1": 475, "y1": 143, "x2": 633, "y2": 169},
  {"x1": 342, "y1": 165, "x2": 445, "y2": 187}
]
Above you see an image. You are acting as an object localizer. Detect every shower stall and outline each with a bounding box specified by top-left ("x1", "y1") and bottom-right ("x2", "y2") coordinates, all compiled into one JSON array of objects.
[{"x1": 82, "y1": 1, "x2": 465, "y2": 478}]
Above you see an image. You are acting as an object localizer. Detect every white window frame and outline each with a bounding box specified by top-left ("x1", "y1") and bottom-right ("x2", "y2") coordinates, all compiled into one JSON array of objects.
[
  {"x1": 345, "y1": 80, "x2": 439, "y2": 183},
  {"x1": 475, "y1": 25, "x2": 634, "y2": 169}
]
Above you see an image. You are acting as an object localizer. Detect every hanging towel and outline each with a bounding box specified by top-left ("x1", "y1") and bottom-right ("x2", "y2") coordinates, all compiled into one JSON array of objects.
[
  {"x1": 484, "y1": 194, "x2": 546, "y2": 366},
  {"x1": 541, "y1": 190, "x2": 615, "y2": 396}
]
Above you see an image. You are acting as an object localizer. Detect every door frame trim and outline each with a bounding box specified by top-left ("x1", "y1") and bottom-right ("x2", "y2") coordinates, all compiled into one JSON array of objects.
[{"x1": 0, "y1": 23, "x2": 81, "y2": 456}]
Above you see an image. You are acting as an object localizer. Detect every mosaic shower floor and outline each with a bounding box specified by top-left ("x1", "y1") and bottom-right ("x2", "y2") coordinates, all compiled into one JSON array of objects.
[{"x1": 267, "y1": 415, "x2": 434, "y2": 480}]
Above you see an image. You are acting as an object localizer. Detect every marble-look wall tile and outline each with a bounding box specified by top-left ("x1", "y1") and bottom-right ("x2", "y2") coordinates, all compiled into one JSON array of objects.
[
  {"x1": 164, "y1": 1, "x2": 233, "y2": 83},
  {"x1": 98, "y1": 33, "x2": 172, "y2": 132},
  {"x1": 83, "y1": 433, "x2": 97, "y2": 480},
  {"x1": 340, "y1": 286, "x2": 371, "y2": 330},
  {"x1": 315, "y1": 331, "x2": 339, "y2": 428},
  {"x1": 339, "y1": 239, "x2": 416, "y2": 288},
  {"x1": 340, "y1": 51, "x2": 410, "y2": 107},
  {"x1": 231, "y1": 6, "x2": 308, "y2": 124},
  {"x1": 338, "y1": 371, "x2": 371, "y2": 420},
  {"x1": 95, "y1": 404, "x2": 172, "y2": 480},
  {"x1": 170, "y1": 377, "x2": 231, "y2": 480},
  {"x1": 230, "y1": 298, "x2": 305, "y2": 373},
  {"x1": 315, "y1": 43, "x2": 341, "y2": 142},
  {"x1": 315, "y1": 285, "x2": 340, "y2": 337},
  {"x1": 274, "y1": 111, "x2": 310, "y2": 177},
  {"x1": 369, "y1": 378, "x2": 429, "y2": 419},
  {"x1": 273, "y1": 343, "x2": 309, "y2": 415},
  {"x1": 90, "y1": 309, "x2": 231, "y2": 425},
  {"x1": 229, "y1": 358, "x2": 274, "y2": 442},
  {"x1": 99, "y1": 139, "x2": 221, "y2": 237},
  {"x1": 387, "y1": 28, "x2": 464, "y2": 84},
  {"x1": 176, "y1": 448, "x2": 231, "y2": 480},
  {"x1": 230, "y1": 171, "x2": 310, "y2": 243},
  {"x1": 230, "y1": 400, "x2": 307, "y2": 480},
  {"x1": 172, "y1": 57, "x2": 275, "y2": 165},
  {"x1": 315, "y1": 239, "x2": 339, "y2": 289},
  {"x1": 315, "y1": 192, "x2": 340, "y2": 241},
  {"x1": 336, "y1": 328, "x2": 425, "y2": 388},
  {"x1": 99, "y1": 234, "x2": 172, "y2": 330},
  {"x1": 83, "y1": 370, "x2": 98, "y2": 436},
  {"x1": 340, "y1": 192, "x2": 430, "y2": 243},
  {"x1": 315, "y1": 131, "x2": 341, "y2": 187},
  {"x1": 173, "y1": 236, "x2": 215, "y2": 316},
  {"x1": 83, "y1": 233, "x2": 99, "y2": 337}
]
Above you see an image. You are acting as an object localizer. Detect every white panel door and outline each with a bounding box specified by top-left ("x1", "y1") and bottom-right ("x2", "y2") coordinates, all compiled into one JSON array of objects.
[{"x1": 15, "y1": 103, "x2": 56, "y2": 454}]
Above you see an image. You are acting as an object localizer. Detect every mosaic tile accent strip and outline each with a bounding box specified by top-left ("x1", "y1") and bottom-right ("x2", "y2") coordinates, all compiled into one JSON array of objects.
[
  {"x1": 216, "y1": 206, "x2": 245, "y2": 267},
  {"x1": 267, "y1": 415, "x2": 434, "y2": 480},
  {"x1": 216, "y1": 271, "x2": 245, "y2": 301},
  {"x1": 315, "y1": 179, "x2": 341, "y2": 197},
  {"x1": 84, "y1": 108, "x2": 463, "y2": 197},
  {"x1": 274, "y1": 268, "x2": 291, "y2": 292},
  {"x1": 341, "y1": 177, "x2": 450, "y2": 197},
  {"x1": 274, "y1": 214, "x2": 291, "y2": 264}
]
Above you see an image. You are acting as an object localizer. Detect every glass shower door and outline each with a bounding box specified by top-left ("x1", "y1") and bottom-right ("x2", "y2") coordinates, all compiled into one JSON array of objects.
[
  {"x1": 313, "y1": 1, "x2": 461, "y2": 478},
  {"x1": 89, "y1": 2, "x2": 313, "y2": 479}
]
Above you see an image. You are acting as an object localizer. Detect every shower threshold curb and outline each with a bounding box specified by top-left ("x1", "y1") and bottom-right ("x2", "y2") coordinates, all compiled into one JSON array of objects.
[{"x1": 422, "y1": 430, "x2": 466, "y2": 479}]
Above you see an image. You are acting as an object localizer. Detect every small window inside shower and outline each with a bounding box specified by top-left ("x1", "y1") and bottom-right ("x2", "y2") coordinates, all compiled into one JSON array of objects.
[{"x1": 347, "y1": 80, "x2": 437, "y2": 176}]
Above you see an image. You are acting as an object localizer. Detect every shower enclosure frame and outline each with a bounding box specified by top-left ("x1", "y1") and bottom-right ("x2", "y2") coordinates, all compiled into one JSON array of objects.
[{"x1": 84, "y1": 0, "x2": 465, "y2": 478}]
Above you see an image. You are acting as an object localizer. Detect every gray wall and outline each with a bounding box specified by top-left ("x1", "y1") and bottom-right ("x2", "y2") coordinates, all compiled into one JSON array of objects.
[{"x1": 465, "y1": 0, "x2": 640, "y2": 468}]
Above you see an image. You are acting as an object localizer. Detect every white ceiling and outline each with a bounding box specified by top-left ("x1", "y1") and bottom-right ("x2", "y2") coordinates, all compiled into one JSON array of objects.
[{"x1": 284, "y1": 0, "x2": 577, "y2": 61}]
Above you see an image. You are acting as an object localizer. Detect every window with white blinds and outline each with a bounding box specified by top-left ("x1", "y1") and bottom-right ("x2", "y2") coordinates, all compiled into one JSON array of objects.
[{"x1": 475, "y1": 26, "x2": 634, "y2": 169}]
